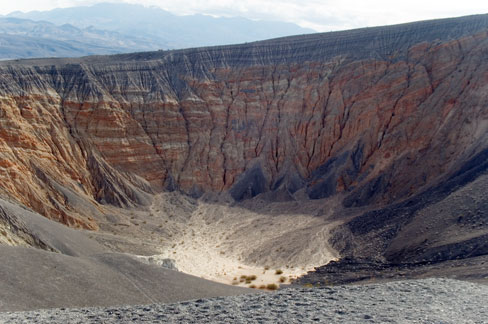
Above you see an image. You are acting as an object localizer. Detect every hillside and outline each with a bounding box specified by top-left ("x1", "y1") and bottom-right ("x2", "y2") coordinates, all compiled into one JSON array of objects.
[{"x1": 0, "y1": 14, "x2": 487, "y2": 308}]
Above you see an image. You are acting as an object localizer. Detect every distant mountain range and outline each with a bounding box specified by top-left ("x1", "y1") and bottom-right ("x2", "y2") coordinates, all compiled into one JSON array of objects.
[
  {"x1": 0, "y1": 17, "x2": 162, "y2": 59},
  {"x1": 0, "y1": 3, "x2": 314, "y2": 59}
]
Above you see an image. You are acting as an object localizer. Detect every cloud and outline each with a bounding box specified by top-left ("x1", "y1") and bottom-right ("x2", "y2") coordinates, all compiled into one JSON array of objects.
[
  {"x1": 2, "y1": 0, "x2": 487, "y2": 32},
  {"x1": 127, "y1": 0, "x2": 351, "y2": 31},
  {"x1": 123, "y1": 0, "x2": 488, "y2": 31},
  {"x1": 1, "y1": 0, "x2": 113, "y2": 15}
]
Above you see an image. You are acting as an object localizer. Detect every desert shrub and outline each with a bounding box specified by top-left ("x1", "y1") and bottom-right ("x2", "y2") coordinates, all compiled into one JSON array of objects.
[
  {"x1": 275, "y1": 269, "x2": 283, "y2": 275},
  {"x1": 242, "y1": 274, "x2": 258, "y2": 284},
  {"x1": 266, "y1": 283, "x2": 278, "y2": 290},
  {"x1": 279, "y1": 276, "x2": 286, "y2": 283},
  {"x1": 249, "y1": 284, "x2": 257, "y2": 289}
]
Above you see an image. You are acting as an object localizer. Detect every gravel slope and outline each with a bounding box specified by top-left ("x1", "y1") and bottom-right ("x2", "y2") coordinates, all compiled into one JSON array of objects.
[
  {"x1": 1, "y1": 278, "x2": 486, "y2": 323},
  {"x1": 0, "y1": 246, "x2": 250, "y2": 312}
]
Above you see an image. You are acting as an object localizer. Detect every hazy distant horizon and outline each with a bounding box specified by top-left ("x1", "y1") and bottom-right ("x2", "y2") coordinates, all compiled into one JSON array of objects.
[
  {"x1": 1, "y1": 0, "x2": 487, "y2": 32},
  {"x1": 0, "y1": 2, "x2": 315, "y2": 59}
]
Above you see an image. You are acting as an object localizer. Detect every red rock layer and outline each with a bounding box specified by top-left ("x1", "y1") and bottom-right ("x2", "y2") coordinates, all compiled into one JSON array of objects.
[
  {"x1": 67, "y1": 32, "x2": 488, "y2": 197},
  {"x1": 0, "y1": 94, "x2": 98, "y2": 229},
  {"x1": 1, "y1": 30, "x2": 488, "y2": 227}
]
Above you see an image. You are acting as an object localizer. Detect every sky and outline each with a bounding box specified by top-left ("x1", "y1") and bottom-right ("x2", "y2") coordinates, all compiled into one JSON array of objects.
[{"x1": 0, "y1": 0, "x2": 487, "y2": 32}]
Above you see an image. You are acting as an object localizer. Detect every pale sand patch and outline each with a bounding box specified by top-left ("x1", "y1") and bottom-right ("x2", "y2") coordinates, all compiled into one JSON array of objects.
[
  {"x1": 0, "y1": 222, "x2": 29, "y2": 246},
  {"x1": 138, "y1": 193, "x2": 339, "y2": 288}
]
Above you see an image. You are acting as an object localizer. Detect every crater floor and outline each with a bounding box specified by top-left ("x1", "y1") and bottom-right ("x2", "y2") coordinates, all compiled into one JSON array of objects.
[{"x1": 90, "y1": 192, "x2": 340, "y2": 288}]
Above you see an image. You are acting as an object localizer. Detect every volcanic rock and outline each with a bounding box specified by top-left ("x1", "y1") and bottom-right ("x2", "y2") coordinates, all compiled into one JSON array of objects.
[{"x1": 0, "y1": 14, "x2": 488, "y2": 282}]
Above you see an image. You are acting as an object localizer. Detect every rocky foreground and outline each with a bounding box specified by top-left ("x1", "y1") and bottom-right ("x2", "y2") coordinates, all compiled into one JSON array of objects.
[{"x1": 1, "y1": 278, "x2": 486, "y2": 323}]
